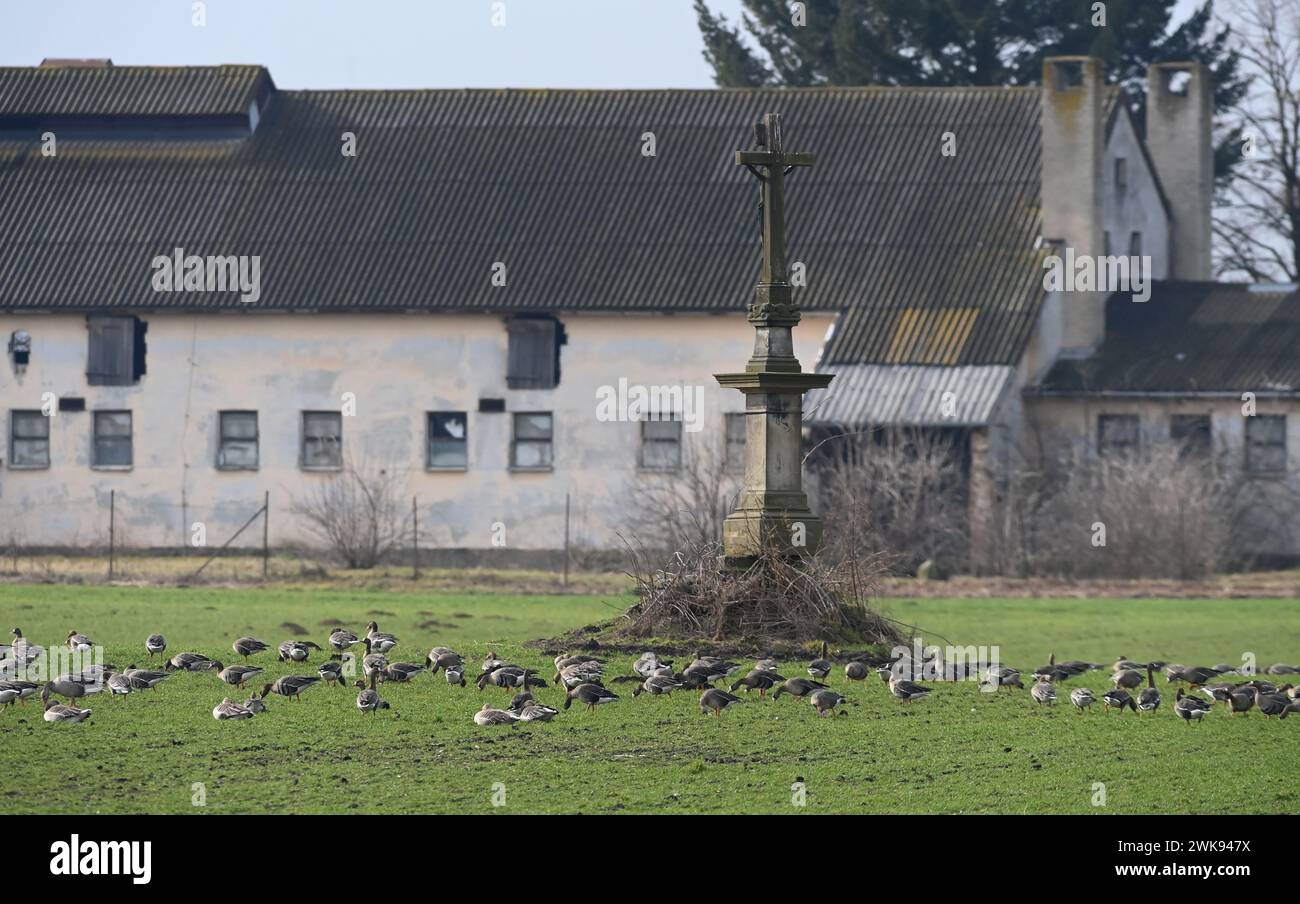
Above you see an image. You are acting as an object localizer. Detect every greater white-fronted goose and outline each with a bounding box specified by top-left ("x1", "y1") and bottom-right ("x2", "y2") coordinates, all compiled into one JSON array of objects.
[
  {"x1": 479, "y1": 664, "x2": 546, "y2": 691},
  {"x1": 980, "y1": 666, "x2": 1023, "y2": 691},
  {"x1": 844, "y1": 661, "x2": 870, "y2": 682},
  {"x1": 563, "y1": 682, "x2": 618, "y2": 711},
  {"x1": 555, "y1": 661, "x2": 604, "y2": 688},
  {"x1": 1226, "y1": 689, "x2": 1254, "y2": 715},
  {"x1": 699, "y1": 687, "x2": 743, "y2": 716},
  {"x1": 1200, "y1": 683, "x2": 1234, "y2": 704},
  {"x1": 888, "y1": 676, "x2": 930, "y2": 703},
  {"x1": 218, "y1": 665, "x2": 264, "y2": 688},
  {"x1": 1266, "y1": 663, "x2": 1299, "y2": 675},
  {"x1": 260, "y1": 675, "x2": 321, "y2": 701},
  {"x1": 277, "y1": 640, "x2": 321, "y2": 663},
  {"x1": 1032, "y1": 653, "x2": 1068, "y2": 683},
  {"x1": 1102, "y1": 689, "x2": 1136, "y2": 712},
  {"x1": 355, "y1": 677, "x2": 392, "y2": 715},
  {"x1": 807, "y1": 642, "x2": 832, "y2": 681},
  {"x1": 632, "y1": 652, "x2": 671, "y2": 678},
  {"x1": 145, "y1": 634, "x2": 166, "y2": 658},
  {"x1": 1031, "y1": 680, "x2": 1057, "y2": 706},
  {"x1": 212, "y1": 697, "x2": 255, "y2": 720},
  {"x1": 318, "y1": 659, "x2": 348, "y2": 686},
  {"x1": 43, "y1": 700, "x2": 92, "y2": 723},
  {"x1": 0, "y1": 679, "x2": 39, "y2": 704},
  {"x1": 686, "y1": 655, "x2": 741, "y2": 678},
  {"x1": 0, "y1": 686, "x2": 19, "y2": 707},
  {"x1": 1070, "y1": 688, "x2": 1095, "y2": 711},
  {"x1": 232, "y1": 637, "x2": 269, "y2": 659},
  {"x1": 1173, "y1": 688, "x2": 1210, "y2": 726},
  {"x1": 123, "y1": 666, "x2": 169, "y2": 690},
  {"x1": 328, "y1": 629, "x2": 360, "y2": 656},
  {"x1": 1112, "y1": 669, "x2": 1143, "y2": 691},
  {"x1": 66, "y1": 630, "x2": 94, "y2": 652},
  {"x1": 1137, "y1": 666, "x2": 1161, "y2": 715},
  {"x1": 42, "y1": 676, "x2": 89, "y2": 703},
  {"x1": 243, "y1": 693, "x2": 268, "y2": 713},
  {"x1": 730, "y1": 669, "x2": 782, "y2": 697},
  {"x1": 474, "y1": 703, "x2": 520, "y2": 726},
  {"x1": 7, "y1": 628, "x2": 42, "y2": 665},
  {"x1": 808, "y1": 689, "x2": 847, "y2": 717},
  {"x1": 167, "y1": 651, "x2": 222, "y2": 672},
  {"x1": 106, "y1": 672, "x2": 132, "y2": 699},
  {"x1": 772, "y1": 677, "x2": 829, "y2": 700},
  {"x1": 1255, "y1": 687, "x2": 1288, "y2": 718},
  {"x1": 364, "y1": 622, "x2": 399, "y2": 653},
  {"x1": 515, "y1": 701, "x2": 559, "y2": 722},
  {"x1": 384, "y1": 662, "x2": 425, "y2": 682},
  {"x1": 633, "y1": 674, "x2": 684, "y2": 697},
  {"x1": 361, "y1": 639, "x2": 388, "y2": 681},
  {"x1": 426, "y1": 647, "x2": 464, "y2": 673},
  {"x1": 445, "y1": 665, "x2": 466, "y2": 687}
]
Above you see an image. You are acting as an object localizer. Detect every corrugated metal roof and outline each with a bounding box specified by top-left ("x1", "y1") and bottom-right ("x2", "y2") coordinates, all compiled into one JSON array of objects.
[
  {"x1": 0, "y1": 68, "x2": 1045, "y2": 367},
  {"x1": 0, "y1": 64, "x2": 268, "y2": 118},
  {"x1": 1032, "y1": 282, "x2": 1300, "y2": 394},
  {"x1": 806, "y1": 364, "x2": 1015, "y2": 427}
]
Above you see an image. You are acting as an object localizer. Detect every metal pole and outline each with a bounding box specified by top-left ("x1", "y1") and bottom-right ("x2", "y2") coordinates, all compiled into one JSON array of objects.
[
  {"x1": 563, "y1": 492, "x2": 570, "y2": 587},
  {"x1": 262, "y1": 491, "x2": 270, "y2": 579},
  {"x1": 108, "y1": 489, "x2": 115, "y2": 580},
  {"x1": 411, "y1": 496, "x2": 419, "y2": 581}
]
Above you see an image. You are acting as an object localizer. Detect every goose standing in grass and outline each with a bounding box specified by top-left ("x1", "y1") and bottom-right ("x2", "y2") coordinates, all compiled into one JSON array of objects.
[
  {"x1": 145, "y1": 634, "x2": 166, "y2": 658},
  {"x1": 1200, "y1": 683, "x2": 1235, "y2": 705},
  {"x1": 1033, "y1": 653, "x2": 1068, "y2": 683},
  {"x1": 318, "y1": 659, "x2": 348, "y2": 687},
  {"x1": 212, "y1": 697, "x2": 255, "y2": 721},
  {"x1": 66, "y1": 631, "x2": 95, "y2": 652},
  {"x1": 1031, "y1": 679, "x2": 1057, "y2": 706},
  {"x1": 167, "y1": 652, "x2": 222, "y2": 672},
  {"x1": 218, "y1": 665, "x2": 264, "y2": 689},
  {"x1": 844, "y1": 660, "x2": 870, "y2": 683},
  {"x1": 243, "y1": 693, "x2": 268, "y2": 714},
  {"x1": 260, "y1": 675, "x2": 321, "y2": 702},
  {"x1": 328, "y1": 629, "x2": 359, "y2": 657},
  {"x1": 1173, "y1": 689, "x2": 1210, "y2": 725},
  {"x1": 887, "y1": 676, "x2": 931, "y2": 704},
  {"x1": 632, "y1": 652, "x2": 671, "y2": 678},
  {"x1": 633, "y1": 674, "x2": 684, "y2": 698},
  {"x1": 383, "y1": 662, "x2": 425, "y2": 683},
  {"x1": 363, "y1": 622, "x2": 399, "y2": 654},
  {"x1": 807, "y1": 642, "x2": 832, "y2": 681},
  {"x1": 361, "y1": 639, "x2": 389, "y2": 682},
  {"x1": 42, "y1": 675, "x2": 90, "y2": 703},
  {"x1": 277, "y1": 640, "x2": 321, "y2": 663},
  {"x1": 1226, "y1": 689, "x2": 1254, "y2": 716},
  {"x1": 445, "y1": 665, "x2": 466, "y2": 687},
  {"x1": 425, "y1": 647, "x2": 464, "y2": 674},
  {"x1": 563, "y1": 682, "x2": 618, "y2": 712},
  {"x1": 1111, "y1": 669, "x2": 1143, "y2": 691},
  {"x1": 1255, "y1": 687, "x2": 1288, "y2": 718},
  {"x1": 809, "y1": 689, "x2": 848, "y2": 717},
  {"x1": 42, "y1": 699, "x2": 92, "y2": 723},
  {"x1": 8, "y1": 628, "x2": 42, "y2": 665},
  {"x1": 105, "y1": 671, "x2": 132, "y2": 699},
  {"x1": 555, "y1": 661, "x2": 604, "y2": 688},
  {"x1": 1102, "y1": 689, "x2": 1136, "y2": 713},
  {"x1": 772, "y1": 677, "x2": 829, "y2": 700},
  {"x1": 1070, "y1": 688, "x2": 1095, "y2": 712},
  {"x1": 510, "y1": 680, "x2": 558, "y2": 721},
  {"x1": 1137, "y1": 666, "x2": 1161, "y2": 715},
  {"x1": 0, "y1": 686, "x2": 19, "y2": 707},
  {"x1": 232, "y1": 637, "x2": 269, "y2": 660},
  {"x1": 123, "y1": 666, "x2": 169, "y2": 690},
  {"x1": 730, "y1": 669, "x2": 783, "y2": 697},
  {"x1": 699, "y1": 687, "x2": 743, "y2": 716},
  {"x1": 474, "y1": 703, "x2": 520, "y2": 726},
  {"x1": 355, "y1": 677, "x2": 392, "y2": 715},
  {"x1": 980, "y1": 666, "x2": 1023, "y2": 691},
  {"x1": 478, "y1": 664, "x2": 543, "y2": 691},
  {"x1": 0, "y1": 679, "x2": 39, "y2": 705},
  {"x1": 686, "y1": 655, "x2": 742, "y2": 678}
]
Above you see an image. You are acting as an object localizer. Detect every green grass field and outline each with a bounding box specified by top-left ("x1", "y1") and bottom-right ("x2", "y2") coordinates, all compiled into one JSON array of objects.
[{"x1": 1, "y1": 584, "x2": 1297, "y2": 814}]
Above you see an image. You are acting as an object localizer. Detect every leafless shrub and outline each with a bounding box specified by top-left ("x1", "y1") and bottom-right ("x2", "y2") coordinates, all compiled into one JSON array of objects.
[
  {"x1": 624, "y1": 437, "x2": 741, "y2": 552},
  {"x1": 290, "y1": 457, "x2": 409, "y2": 569}
]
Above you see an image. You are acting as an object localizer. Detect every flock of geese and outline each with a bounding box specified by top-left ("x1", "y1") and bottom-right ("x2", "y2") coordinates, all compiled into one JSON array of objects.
[{"x1": 4, "y1": 627, "x2": 1299, "y2": 727}]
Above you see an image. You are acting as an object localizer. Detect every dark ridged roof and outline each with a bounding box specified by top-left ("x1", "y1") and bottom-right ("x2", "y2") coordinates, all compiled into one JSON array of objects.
[
  {"x1": 0, "y1": 68, "x2": 1045, "y2": 366},
  {"x1": 0, "y1": 64, "x2": 268, "y2": 119},
  {"x1": 1033, "y1": 282, "x2": 1300, "y2": 394}
]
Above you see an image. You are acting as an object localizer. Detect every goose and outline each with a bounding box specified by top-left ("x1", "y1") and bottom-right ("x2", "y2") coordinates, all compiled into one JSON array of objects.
[
  {"x1": 772, "y1": 677, "x2": 829, "y2": 700},
  {"x1": 1137, "y1": 666, "x2": 1161, "y2": 715},
  {"x1": 42, "y1": 676, "x2": 89, "y2": 703},
  {"x1": 555, "y1": 662, "x2": 604, "y2": 688},
  {"x1": 212, "y1": 697, "x2": 255, "y2": 721},
  {"x1": 681, "y1": 659, "x2": 738, "y2": 687},
  {"x1": 425, "y1": 647, "x2": 464, "y2": 673},
  {"x1": 167, "y1": 652, "x2": 221, "y2": 672},
  {"x1": 123, "y1": 666, "x2": 169, "y2": 690},
  {"x1": 383, "y1": 662, "x2": 425, "y2": 683},
  {"x1": 1242, "y1": 678, "x2": 1278, "y2": 694},
  {"x1": 474, "y1": 703, "x2": 520, "y2": 726},
  {"x1": 277, "y1": 640, "x2": 321, "y2": 663},
  {"x1": 1280, "y1": 700, "x2": 1300, "y2": 719},
  {"x1": 686, "y1": 655, "x2": 741, "y2": 677},
  {"x1": 887, "y1": 676, "x2": 931, "y2": 703},
  {"x1": 481, "y1": 650, "x2": 507, "y2": 671},
  {"x1": 1113, "y1": 657, "x2": 1145, "y2": 672},
  {"x1": 479, "y1": 665, "x2": 546, "y2": 691},
  {"x1": 318, "y1": 659, "x2": 348, "y2": 686},
  {"x1": 1102, "y1": 689, "x2": 1136, "y2": 712},
  {"x1": 43, "y1": 700, "x2": 91, "y2": 723},
  {"x1": 328, "y1": 629, "x2": 360, "y2": 656},
  {"x1": 980, "y1": 666, "x2": 1023, "y2": 691},
  {"x1": 1173, "y1": 688, "x2": 1210, "y2": 726},
  {"x1": 1031, "y1": 679, "x2": 1057, "y2": 706},
  {"x1": 363, "y1": 622, "x2": 399, "y2": 654},
  {"x1": 844, "y1": 661, "x2": 871, "y2": 682},
  {"x1": 355, "y1": 678, "x2": 392, "y2": 715},
  {"x1": 1111, "y1": 669, "x2": 1143, "y2": 691},
  {"x1": 145, "y1": 634, "x2": 167, "y2": 658},
  {"x1": 1070, "y1": 688, "x2": 1095, "y2": 711},
  {"x1": 0, "y1": 686, "x2": 19, "y2": 707},
  {"x1": 66, "y1": 630, "x2": 94, "y2": 652},
  {"x1": 361, "y1": 639, "x2": 388, "y2": 681},
  {"x1": 232, "y1": 637, "x2": 269, "y2": 659},
  {"x1": 730, "y1": 669, "x2": 782, "y2": 697},
  {"x1": 218, "y1": 665, "x2": 264, "y2": 688},
  {"x1": 1266, "y1": 663, "x2": 1300, "y2": 675},
  {"x1": 808, "y1": 689, "x2": 848, "y2": 717},
  {"x1": 1255, "y1": 687, "x2": 1288, "y2": 718},
  {"x1": 563, "y1": 682, "x2": 618, "y2": 711},
  {"x1": 1226, "y1": 690, "x2": 1254, "y2": 716},
  {"x1": 260, "y1": 675, "x2": 321, "y2": 701},
  {"x1": 632, "y1": 652, "x2": 673, "y2": 679},
  {"x1": 515, "y1": 701, "x2": 559, "y2": 722},
  {"x1": 0, "y1": 679, "x2": 39, "y2": 704},
  {"x1": 1200, "y1": 683, "x2": 1235, "y2": 705},
  {"x1": 807, "y1": 642, "x2": 832, "y2": 681},
  {"x1": 243, "y1": 693, "x2": 268, "y2": 714},
  {"x1": 1032, "y1": 653, "x2": 1067, "y2": 683},
  {"x1": 699, "y1": 687, "x2": 743, "y2": 716},
  {"x1": 8, "y1": 628, "x2": 43, "y2": 664},
  {"x1": 1169, "y1": 665, "x2": 1220, "y2": 688},
  {"x1": 633, "y1": 674, "x2": 684, "y2": 697},
  {"x1": 445, "y1": 666, "x2": 466, "y2": 687},
  {"x1": 105, "y1": 672, "x2": 132, "y2": 699}
]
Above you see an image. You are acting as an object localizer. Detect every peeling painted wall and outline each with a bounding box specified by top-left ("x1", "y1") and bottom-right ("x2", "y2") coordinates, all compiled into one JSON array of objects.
[{"x1": 0, "y1": 311, "x2": 836, "y2": 550}]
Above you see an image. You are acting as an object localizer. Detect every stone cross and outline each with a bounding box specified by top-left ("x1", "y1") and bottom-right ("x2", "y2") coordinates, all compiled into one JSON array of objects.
[{"x1": 716, "y1": 113, "x2": 833, "y2": 565}]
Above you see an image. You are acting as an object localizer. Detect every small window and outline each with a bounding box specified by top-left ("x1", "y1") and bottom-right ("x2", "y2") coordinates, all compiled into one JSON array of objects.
[
  {"x1": 1170, "y1": 414, "x2": 1211, "y2": 459},
  {"x1": 1114, "y1": 157, "x2": 1128, "y2": 191},
  {"x1": 427, "y1": 412, "x2": 468, "y2": 469},
  {"x1": 9, "y1": 410, "x2": 50, "y2": 469},
  {"x1": 1098, "y1": 414, "x2": 1139, "y2": 457},
  {"x1": 640, "y1": 414, "x2": 682, "y2": 471},
  {"x1": 301, "y1": 411, "x2": 342, "y2": 470},
  {"x1": 725, "y1": 412, "x2": 747, "y2": 472},
  {"x1": 511, "y1": 412, "x2": 553, "y2": 470},
  {"x1": 218, "y1": 411, "x2": 259, "y2": 470},
  {"x1": 86, "y1": 316, "x2": 146, "y2": 386},
  {"x1": 1128, "y1": 231, "x2": 1142, "y2": 257},
  {"x1": 505, "y1": 316, "x2": 566, "y2": 389},
  {"x1": 92, "y1": 410, "x2": 133, "y2": 468},
  {"x1": 1246, "y1": 415, "x2": 1286, "y2": 474}
]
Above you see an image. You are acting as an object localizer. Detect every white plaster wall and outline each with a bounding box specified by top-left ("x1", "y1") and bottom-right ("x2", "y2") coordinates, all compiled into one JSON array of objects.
[
  {"x1": 1104, "y1": 111, "x2": 1171, "y2": 279},
  {"x1": 0, "y1": 311, "x2": 836, "y2": 550}
]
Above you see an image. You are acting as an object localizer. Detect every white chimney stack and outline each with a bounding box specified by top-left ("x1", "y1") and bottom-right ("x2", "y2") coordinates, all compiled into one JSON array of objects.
[{"x1": 1146, "y1": 62, "x2": 1213, "y2": 281}]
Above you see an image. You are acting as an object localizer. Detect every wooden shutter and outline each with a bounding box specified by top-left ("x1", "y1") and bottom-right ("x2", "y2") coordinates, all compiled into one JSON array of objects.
[
  {"x1": 506, "y1": 317, "x2": 557, "y2": 389},
  {"x1": 87, "y1": 316, "x2": 134, "y2": 386}
]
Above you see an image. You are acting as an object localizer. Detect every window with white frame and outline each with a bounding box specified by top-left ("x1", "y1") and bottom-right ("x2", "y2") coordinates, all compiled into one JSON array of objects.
[
  {"x1": 92, "y1": 410, "x2": 132, "y2": 468},
  {"x1": 427, "y1": 412, "x2": 468, "y2": 469},
  {"x1": 511, "y1": 412, "x2": 553, "y2": 470},
  {"x1": 217, "y1": 411, "x2": 259, "y2": 470},
  {"x1": 9, "y1": 410, "x2": 49, "y2": 469},
  {"x1": 301, "y1": 411, "x2": 342, "y2": 470}
]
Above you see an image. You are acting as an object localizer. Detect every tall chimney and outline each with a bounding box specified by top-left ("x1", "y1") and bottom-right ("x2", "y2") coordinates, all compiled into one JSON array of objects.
[
  {"x1": 1041, "y1": 56, "x2": 1105, "y2": 355},
  {"x1": 1146, "y1": 62, "x2": 1213, "y2": 281}
]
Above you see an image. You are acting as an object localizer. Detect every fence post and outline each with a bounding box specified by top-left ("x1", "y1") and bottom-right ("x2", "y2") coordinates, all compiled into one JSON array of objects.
[
  {"x1": 412, "y1": 496, "x2": 419, "y2": 580},
  {"x1": 108, "y1": 489, "x2": 115, "y2": 581},
  {"x1": 563, "y1": 492, "x2": 570, "y2": 588},
  {"x1": 262, "y1": 491, "x2": 270, "y2": 579}
]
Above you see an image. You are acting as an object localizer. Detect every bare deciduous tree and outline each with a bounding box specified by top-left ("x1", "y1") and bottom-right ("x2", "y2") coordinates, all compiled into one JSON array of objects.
[
  {"x1": 624, "y1": 437, "x2": 741, "y2": 552},
  {"x1": 291, "y1": 457, "x2": 409, "y2": 569}
]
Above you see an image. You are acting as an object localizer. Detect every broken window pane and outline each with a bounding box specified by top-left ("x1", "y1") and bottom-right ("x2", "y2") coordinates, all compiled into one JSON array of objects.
[
  {"x1": 93, "y1": 410, "x2": 133, "y2": 467},
  {"x1": 10, "y1": 410, "x2": 50, "y2": 468},
  {"x1": 218, "y1": 411, "x2": 259, "y2": 469},
  {"x1": 302, "y1": 411, "x2": 342, "y2": 469},
  {"x1": 511, "y1": 412, "x2": 553, "y2": 469},
  {"x1": 428, "y1": 412, "x2": 468, "y2": 468}
]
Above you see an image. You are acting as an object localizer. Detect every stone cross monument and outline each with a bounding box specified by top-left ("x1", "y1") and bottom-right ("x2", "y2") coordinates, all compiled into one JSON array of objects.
[{"x1": 716, "y1": 113, "x2": 833, "y2": 565}]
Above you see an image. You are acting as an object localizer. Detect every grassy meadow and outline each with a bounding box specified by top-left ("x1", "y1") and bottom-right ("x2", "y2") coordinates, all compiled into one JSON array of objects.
[{"x1": 1, "y1": 584, "x2": 1297, "y2": 814}]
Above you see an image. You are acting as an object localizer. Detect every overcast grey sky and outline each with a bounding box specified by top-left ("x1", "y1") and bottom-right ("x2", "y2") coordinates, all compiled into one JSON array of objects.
[{"x1": 1, "y1": 0, "x2": 1204, "y2": 89}]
